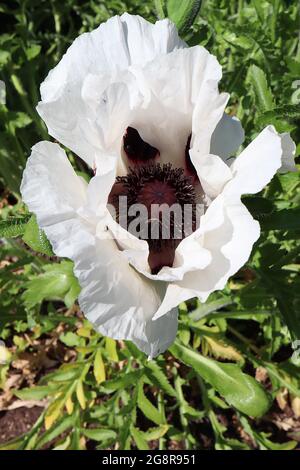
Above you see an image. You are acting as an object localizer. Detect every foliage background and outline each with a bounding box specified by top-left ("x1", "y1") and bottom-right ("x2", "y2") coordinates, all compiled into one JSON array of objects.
[{"x1": 0, "y1": 0, "x2": 300, "y2": 450}]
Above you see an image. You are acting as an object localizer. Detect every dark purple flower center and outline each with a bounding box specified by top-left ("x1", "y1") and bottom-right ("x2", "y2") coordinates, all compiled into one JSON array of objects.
[{"x1": 108, "y1": 128, "x2": 198, "y2": 274}]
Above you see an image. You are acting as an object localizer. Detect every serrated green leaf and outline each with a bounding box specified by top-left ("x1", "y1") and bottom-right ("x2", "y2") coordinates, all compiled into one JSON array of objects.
[
  {"x1": 169, "y1": 341, "x2": 271, "y2": 417},
  {"x1": 0, "y1": 215, "x2": 31, "y2": 238},
  {"x1": 257, "y1": 104, "x2": 300, "y2": 127},
  {"x1": 22, "y1": 260, "x2": 80, "y2": 309},
  {"x1": 101, "y1": 369, "x2": 144, "y2": 393},
  {"x1": 247, "y1": 64, "x2": 275, "y2": 113},
  {"x1": 22, "y1": 215, "x2": 54, "y2": 256},
  {"x1": 145, "y1": 361, "x2": 177, "y2": 397},
  {"x1": 203, "y1": 336, "x2": 244, "y2": 364},
  {"x1": 167, "y1": 0, "x2": 202, "y2": 33}
]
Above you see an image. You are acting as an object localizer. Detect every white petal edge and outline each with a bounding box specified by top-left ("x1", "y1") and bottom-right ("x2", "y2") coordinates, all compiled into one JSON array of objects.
[{"x1": 225, "y1": 125, "x2": 283, "y2": 196}]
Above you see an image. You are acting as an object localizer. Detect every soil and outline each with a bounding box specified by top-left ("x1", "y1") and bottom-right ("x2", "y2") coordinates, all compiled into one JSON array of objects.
[{"x1": 0, "y1": 407, "x2": 43, "y2": 445}]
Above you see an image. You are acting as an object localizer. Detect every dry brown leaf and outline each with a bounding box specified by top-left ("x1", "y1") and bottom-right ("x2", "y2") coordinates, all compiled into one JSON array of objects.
[
  {"x1": 255, "y1": 366, "x2": 268, "y2": 383},
  {"x1": 2, "y1": 398, "x2": 48, "y2": 411}
]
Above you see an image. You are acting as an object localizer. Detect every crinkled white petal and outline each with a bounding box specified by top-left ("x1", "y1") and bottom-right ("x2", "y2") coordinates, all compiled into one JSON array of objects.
[
  {"x1": 20, "y1": 141, "x2": 87, "y2": 226},
  {"x1": 20, "y1": 141, "x2": 177, "y2": 357},
  {"x1": 78, "y1": 231, "x2": 178, "y2": 358},
  {"x1": 37, "y1": 14, "x2": 185, "y2": 167},
  {"x1": 210, "y1": 113, "x2": 245, "y2": 160},
  {"x1": 132, "y1": 45, "x2": 227, "y2": 160},
  {"x1": 154, "y1": 125, "x2": 286, "y2": 319},
  {"x1": 81, "y1": 76, "x2": 139, "y2": 169},
  {"x1": 189, "y1": 152, "x2": 232, "y2": 199},
  {"x1": 225, "y1": 125, "x2": 282, "y2": 196}
]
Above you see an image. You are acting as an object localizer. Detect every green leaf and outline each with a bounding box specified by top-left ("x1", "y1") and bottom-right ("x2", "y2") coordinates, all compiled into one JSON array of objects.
[
  {"x1": 81, "y1": 428, "x2": 116, "y2": 442},
  {"x1": 189, "y1": 296, "x2": 233, "y2": 321},
  {"x1": 105, "y1": 337, "x2": 119, "y2": 362},
  {"x1": 41, "y1": 365, "x2": 80, "y2": 384},
  {"x1": 167, "y1": 0, "x2": 202, "y2": 33},
  {"x1": 22, "y1": 260, "x2": 80, "y2": 309},
  {"x1": 260, "y1": 208, "x2": 300, "y2": 231},
  {"x1": 101, "y1": 369, "x2": 144, "y2": 393},
  {"x1": 252, "y1": 0, "x2": 265, "y2": 24},
  {"x1": 260, "y1": 271, "x2": 300, "y2": 341},
  {"x1": 0, "y1": 215, "x2": 31, "y2": 238},
  {"x1": 59, "y1": 332, "x2": 82, "y2": 347},
  {"x1": 137, "y1": 380, "x2": 165, "y2": 425},
  {"x1": 76, "y1": 379, "x2": 86, "y2": 410},
  {"x1": 0, "y1": 436, "x2": 24, "y2": 450},
  {"x1": 223, "y1": 32, "x2": 254, "y2": 50},
  {"x1": 257, "y1": 433, "x2": 297, "y2": 450},
  {"x1": 145, "y1": 361, "x2": 177, "y2": 397},
  {"x1": 141, "y1": 424, "x2": 169, "y2": 441},
  {"x1": 94, "y1": 348, "x2": 106, "y2": 384},
  {"x1": 257, "y1": 104, "x2": 300, "y2": 126},
  {"x1": 154, "y1": 0, "x2": 167, "y2": 18},
  {"x1": 53, "y1": 435, "x2": 71, "y2": 450},
  {"x1": 202, "y1": 336, "x2": 244, "y2": 364},
  {"x1": 169, "y1": 341, "x2": 271, "y2": 417},
  {"x1": 14, "y1": 385, "x2": 53, "y2": 401},
  {"x1": 242, "y1": 196, "x2": 275, "y2": 219},
  {"x1": 44, "y1": 396, "x2": 67, "y2": 430},
  {"x1": 22, "y1": 215, "x2": 54, "y2": 256},
  {"x1": 247, "y1": 64, "x2": 275, "y2": 113},
  {"x1": 130, "y1": 426, "x2": 150, "y2": 450},
  {"x1": 36, "y1": 415, "x2": 74, "y2": 449},
  {"x1": 25, "y1": 44, "x2": 41, "y2": 60},
  {"x1": 6, "y1": 111, "x2": 32, "y2": 131}
]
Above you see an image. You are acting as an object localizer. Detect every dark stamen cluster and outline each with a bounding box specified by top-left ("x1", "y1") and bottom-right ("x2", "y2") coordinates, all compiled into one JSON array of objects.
[
  {"x1": 109, "y1": 163, "x2": 196, "y2": 274},
  {"x1": 116, "y1": 163, "x2": 195, "y2": 208}
]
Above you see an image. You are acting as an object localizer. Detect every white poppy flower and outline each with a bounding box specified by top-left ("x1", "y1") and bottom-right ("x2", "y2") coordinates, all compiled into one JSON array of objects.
[{"x1": 21, "y1": 14, "x2": 296, "y2": 357}]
